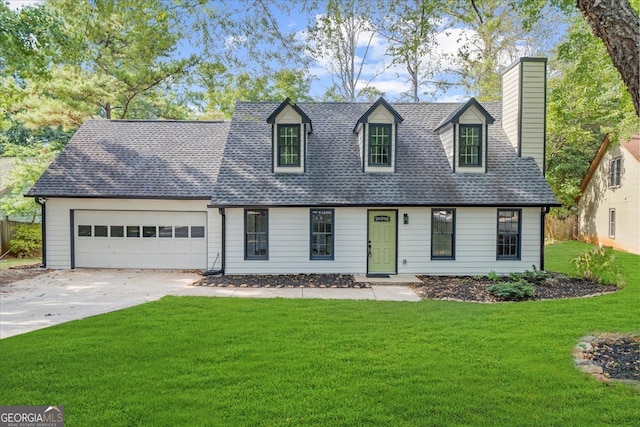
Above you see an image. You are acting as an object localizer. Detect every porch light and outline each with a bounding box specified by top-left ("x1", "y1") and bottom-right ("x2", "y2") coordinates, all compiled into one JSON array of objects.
[{"x1": 403, "y1": 213, "x2": 409, "y2": 224}]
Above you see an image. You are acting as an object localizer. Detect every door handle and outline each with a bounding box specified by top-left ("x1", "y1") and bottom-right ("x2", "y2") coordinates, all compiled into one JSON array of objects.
[{"x1": 368, "y1": 240, "x2": 372, "y2": 257}]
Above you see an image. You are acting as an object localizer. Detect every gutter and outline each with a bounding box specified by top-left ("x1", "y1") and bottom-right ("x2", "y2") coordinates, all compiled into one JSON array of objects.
[{"x1": 203, "y1": 207, "x2": 225, "y2": 276}]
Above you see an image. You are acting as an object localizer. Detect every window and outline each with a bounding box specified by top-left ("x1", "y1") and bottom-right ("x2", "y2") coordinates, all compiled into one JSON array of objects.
[
  {"x1": 609, "y1": 157, "x2": 621, "y2": 187},
  {"x1": 143, "y1": 226, "x2": 157, "y2": 238},
  {"x1": 78, "y1": 225, "x2": 92, "y2": 237},
  {"x1": 310, "y1": 209, "x2": 334, "y2": 260},
  {"x1": 245, "y1": 209, "x2": 268, "y2": 259},
  {"x1": 110, "y1": 226, "x2": 124, "y2": 237},
  {"x1": 369, "y1": 124, "x2": 391, "y2": 166},
  {"x1": 278, "y1": 124, "x2": 300, "y2": 166},
  {"x1": 191, "y1": 226, "x2": 205, "y2": 238},
  {"x1": 459, "y1": 125, "x2": 482, "y2": 166},
  {"x1": 159, "y1": 226, "x2": 173, "y2": 238},
  {"x1": 497, "y1": 209, "x2": 521, "y2": 259},
  {"x1": 94, "y1": 225, "x2": 108, "y2": 237},
  {"x1": 127, "y1": 226, "x2": 140, "y2": 238},
  {"x1": 175, "y1": 226, "x2": 189, "y2": 238},
  {"x1": 609, "y1": 209, "x2": 616, "y2": 239},
  {"x1": 431, "y1": 209, "x2": 455, "y2": 259}
]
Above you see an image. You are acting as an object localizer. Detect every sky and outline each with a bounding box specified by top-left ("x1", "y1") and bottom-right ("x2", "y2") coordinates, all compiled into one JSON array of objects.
[{"x1": 7, "y1": 0, "x2": 567, "y2": 103}]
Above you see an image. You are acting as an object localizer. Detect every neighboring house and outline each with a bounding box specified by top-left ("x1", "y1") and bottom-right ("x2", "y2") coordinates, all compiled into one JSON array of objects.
[
  {"x1": 28, "y1": 57, "x2": 559, "y2": 275},
  {"x1": 1, "y1": 157, "x2": 40, "y2": 223},
  {"x1": 578, "y1": 134, "x2": 640, "y2": 255}
]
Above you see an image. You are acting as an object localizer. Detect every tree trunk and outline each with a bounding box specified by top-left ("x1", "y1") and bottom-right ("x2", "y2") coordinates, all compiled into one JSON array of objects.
[{"x1": 576, "y1": 0, "x2": 640, "y2": 116}]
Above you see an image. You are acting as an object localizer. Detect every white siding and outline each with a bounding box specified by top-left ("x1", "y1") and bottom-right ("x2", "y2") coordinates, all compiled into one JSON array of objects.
[
  {"x1": 502, "y1": 64, "x2": 520, "y2": 152},
  {"x1": 43, "y1": 198, "x2": 212, "y2": 269},
  {"x1": 520, "y1": 60, "x2": 546, "y2": 172},
  {"x1": 437, "y1": 124, "x2": 454, "y2": 169},
  {"x1": 578, "y1": 145, "x2": 640, "y2": 254},
  {"x1": 224, "y1": 206, "x2": 542, "y2": 275},
  {"x1": 501, "y1": 58, "x2": 546, "y2": 172}
]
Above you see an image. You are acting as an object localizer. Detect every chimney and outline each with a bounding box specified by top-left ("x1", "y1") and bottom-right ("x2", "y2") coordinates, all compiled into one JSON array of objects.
[{"x1": 501, "y1": 57, "x2": 547, "y2": 173}]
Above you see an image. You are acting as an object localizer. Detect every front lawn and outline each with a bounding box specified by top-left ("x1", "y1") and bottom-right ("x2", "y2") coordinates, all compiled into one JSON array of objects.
[{"x1": 1, "y1": 241, "x2": 638, "y2": 426}]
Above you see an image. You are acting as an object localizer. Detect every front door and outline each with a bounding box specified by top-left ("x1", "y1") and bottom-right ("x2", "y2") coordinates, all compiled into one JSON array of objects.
[{"x1": 367, "y1": 210, "x2": 397, "y2": 274}]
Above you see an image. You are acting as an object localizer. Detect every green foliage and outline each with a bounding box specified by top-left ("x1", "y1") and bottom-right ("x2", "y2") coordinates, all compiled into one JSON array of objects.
[
  {"x1": 573, "y1": 247, "x2": 621, "y2": 286},
  {"x1": 487, "y1": 270, "x2": 501, "y2": 281},
  {"x1": 488, "y1": 279, "x2": 536, "y2": 301},
  {"x1": 522, "y1": 265, "x2": 551, "y2": 283},
  {"x1": 0, "y1": 144, "x2": 56, "y2": 222},
  {"x1": 546, "y1": 15, "x2": 638, "y2": 214},
  {"x1": 8, "y1": 223, "x2": 41, "y2": 258}
]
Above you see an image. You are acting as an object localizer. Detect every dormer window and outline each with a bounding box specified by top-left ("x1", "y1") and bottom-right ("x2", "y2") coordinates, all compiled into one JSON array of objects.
[
  {"x1": 354, "y1": 97, "x2": 403, "y2": 173},
  {"x1": 267, "y1": 98, "x2": 312, "y2": 174},
  {"x1": 278, "y1": 124, "x2": 301, "y2": 167},
  {"x1": 433, "y1": 97, "x2": 494, "y2": 173},
  {"x1": 459, "y1": 124, "x2": 482, "y2": 167},
  {"x1": 369, "y1": 124, "x2": 392, "y2": 166}
]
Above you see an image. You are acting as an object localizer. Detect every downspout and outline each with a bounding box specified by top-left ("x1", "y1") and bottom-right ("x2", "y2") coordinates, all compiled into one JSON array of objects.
[
  {"x1": 203, "y1": 207, "x2": 225, "y2": 276},
  {"x1": 35, "y1": 197, "x2": 46, "y2": 268},
  {"x1": 540, "y1": 206, "x2": 550, "y2": 271}
]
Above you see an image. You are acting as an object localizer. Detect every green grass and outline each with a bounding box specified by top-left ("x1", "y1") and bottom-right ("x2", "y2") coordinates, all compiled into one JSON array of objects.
[
  {"x1": 0, "y1": 256, "x2": 41, "y2": 268},
  {"x1": 1, "y1": 241, "x2": 639, "y2": 426}
]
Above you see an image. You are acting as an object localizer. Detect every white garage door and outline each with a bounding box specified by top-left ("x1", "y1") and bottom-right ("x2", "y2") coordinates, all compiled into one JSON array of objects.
[{"x1": 74, "y1": 210, "x2": 207, "y2": 269}]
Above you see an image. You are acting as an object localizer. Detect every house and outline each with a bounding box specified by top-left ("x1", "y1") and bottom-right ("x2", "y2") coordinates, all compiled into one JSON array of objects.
[
  {"x1": 577, "y1": 134, "x2": 640, "y2": 255},
  {"x1": 27, "y1": 57, "x2": 559, "y2": 275}
]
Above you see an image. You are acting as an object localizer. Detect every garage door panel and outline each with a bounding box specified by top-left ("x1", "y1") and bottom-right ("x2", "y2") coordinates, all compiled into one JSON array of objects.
[{"x1": 75, "y1": 210, "x2": 207, "y2": 269}]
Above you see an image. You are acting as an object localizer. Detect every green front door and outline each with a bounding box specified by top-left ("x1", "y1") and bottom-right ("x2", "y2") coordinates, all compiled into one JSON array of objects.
[{"x1": 368, "y1": 210, "x2": 397, "y2": 274}]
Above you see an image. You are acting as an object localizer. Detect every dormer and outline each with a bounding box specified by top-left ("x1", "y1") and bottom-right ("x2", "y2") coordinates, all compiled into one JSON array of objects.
[
  {"x1": 354, "y1": 97, "x2": 403, "y2": 173},
  {"x1": 267, "y1": 98, "x2": 312, "y2": 174},
  {"x1": 434, "y1": 98, "x2": 495, "y2": 173}
]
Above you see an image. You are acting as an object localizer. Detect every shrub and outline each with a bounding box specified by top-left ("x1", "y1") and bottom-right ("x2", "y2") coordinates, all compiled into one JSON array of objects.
[
  {"x1": 487, "y1": 271, "x2": 501, "y2": 282},
  {"x1": 488, "y1": 279, "x2": 535, "y2": 301},
  {"x1": 9, "y1": 223, "x2": 41, "y2": 258},
  {"x1": 522, "y1": 265, "x2": 550, "y2": 283},
  {"x1": 573, "y1": 247, "x2": 620, "y2": 286}
]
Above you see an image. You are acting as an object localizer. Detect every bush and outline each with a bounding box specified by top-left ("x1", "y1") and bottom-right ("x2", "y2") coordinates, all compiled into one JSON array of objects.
[
  {"x1": 9, "y1": 223, "x2": 42, "y2": 258},
  {"x1": 488, "y1": 279, "x2": 536, "y2": 301},
  {"x1": 522, "y1": 265, "x2": 550, "y2": 283},
  {"x1": 573, "y1": 247, "x2": 620, "y2": 285}
]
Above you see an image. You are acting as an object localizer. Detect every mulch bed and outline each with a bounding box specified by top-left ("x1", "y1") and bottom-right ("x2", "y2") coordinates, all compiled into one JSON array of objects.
[
  {"x1": 414, "y1": 273, "x2": 617, "y2": 302},
  {"x1": 590, "y1": 336, "x2": 640, "y2": 382},
  {"x1": 196, "y1": 273, "x2": 368, "y2": 288}
]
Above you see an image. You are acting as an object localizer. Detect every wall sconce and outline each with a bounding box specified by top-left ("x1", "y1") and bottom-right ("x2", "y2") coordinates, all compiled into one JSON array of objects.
[{"x1": 403, "y1": 213, "x2": 409, "y2": 224}]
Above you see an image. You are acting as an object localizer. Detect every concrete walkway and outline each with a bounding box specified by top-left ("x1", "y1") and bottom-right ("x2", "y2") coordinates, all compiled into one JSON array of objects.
[{"x1": 0, "y1": 269, "x2": 420, "y2": 339}]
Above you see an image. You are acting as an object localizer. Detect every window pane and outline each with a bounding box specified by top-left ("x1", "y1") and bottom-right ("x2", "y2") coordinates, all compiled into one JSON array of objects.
[
  {"x1": 311, "y1": 209, "x2": 334, "y2": 259},
  {"x1": 279, "y1": 125, "x2": 300, "y2": 166},
  {"x1": 191, "y1": 226, "x2": 205, "y2": 238},
  {"x1": 78, "y1": 225, "x2": 92, "y2": 237},
  {"x1": 127, "y1": 226, "x2": 140, "y2": 238},
  {"x1": 175, "y1": 226, "x2": 189, "y2": 238},
  {"x1": 159, "y1": 226, "x2": 173, "y2": 238},
  {"x1": 459, "y1": 126, "x2": 481, "y2": 166},
  {"x1": 246, "y1": 210, "x2": 268, "y2": 259},
  {"x1": 110, "y1": 226, "x2": 124, "y2": 238},
  {"x1": 94, "y1": 225, "x2": 108, "y2": 237},
  {"x1": 369, "y1": 125, "x2": 391, "y2": 165},
  {"x1": 431, "y1": 209, "x2": 454, "y2": 259},
  {"x1": 143, "y1": 226, "x2": 157, "y2": 238},
  {"x1": 497, "y1": 210, "x2": 520, "y2": 259}
]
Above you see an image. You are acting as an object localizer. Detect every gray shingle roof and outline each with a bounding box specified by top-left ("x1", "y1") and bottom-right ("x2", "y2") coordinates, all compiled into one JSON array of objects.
[
  {"x1": 211, "y1": 101, "x2": 559, "y2": 207},
  {"x1": 28, "y1": 120, "x2": 229, "y2": 199}
]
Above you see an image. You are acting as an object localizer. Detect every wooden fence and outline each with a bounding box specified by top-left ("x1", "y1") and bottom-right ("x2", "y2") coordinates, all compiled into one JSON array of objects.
[
  {"x1": 1, "y1": 218, "x2": 23, "y2": 254},
  {"x1": 545, "y1": 214, "x2": 577, "y2": 242}
]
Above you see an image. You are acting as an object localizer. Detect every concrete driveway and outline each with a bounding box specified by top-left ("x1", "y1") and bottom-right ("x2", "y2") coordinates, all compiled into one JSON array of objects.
[{"x1": 0, "y1": 269, "x2": 420, "y2": 339}]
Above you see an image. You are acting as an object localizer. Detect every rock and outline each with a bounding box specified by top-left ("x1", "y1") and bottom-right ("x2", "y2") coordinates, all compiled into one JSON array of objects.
[{"x1": 240, "y1": 284, "x2": 248, "y2": 288}]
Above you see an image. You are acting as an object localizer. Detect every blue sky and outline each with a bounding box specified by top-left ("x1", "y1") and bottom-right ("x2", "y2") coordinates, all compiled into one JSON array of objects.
[{"x1": 8, "y1": 0, "x2": 567, "y2": 103}]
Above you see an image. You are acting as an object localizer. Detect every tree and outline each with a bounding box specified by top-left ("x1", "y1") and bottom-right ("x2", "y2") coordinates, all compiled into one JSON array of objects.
[
  {"x1": 34, "y1": 0, "x2": 200, "y2": 121},
  {"x1": 379, "y1": 0, "x2": 444, "y2": 102},
  {"x1": 0, "y1": 144, "x2": 56, "y2": 223},
  {"x1": 545, "y1": 16, "x2": 636, "y2": 214},
  {"x1": 306, "y1": 0, "x2": 383, "y2": 101},
  {"x1": 576, "y1": 0, "x2": 640, "y2": 116}
]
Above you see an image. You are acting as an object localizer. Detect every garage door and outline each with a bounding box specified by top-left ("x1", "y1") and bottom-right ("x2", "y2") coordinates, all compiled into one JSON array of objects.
[{"x1": 74, "y1": 210, "x2": 207, "y2": 269}]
